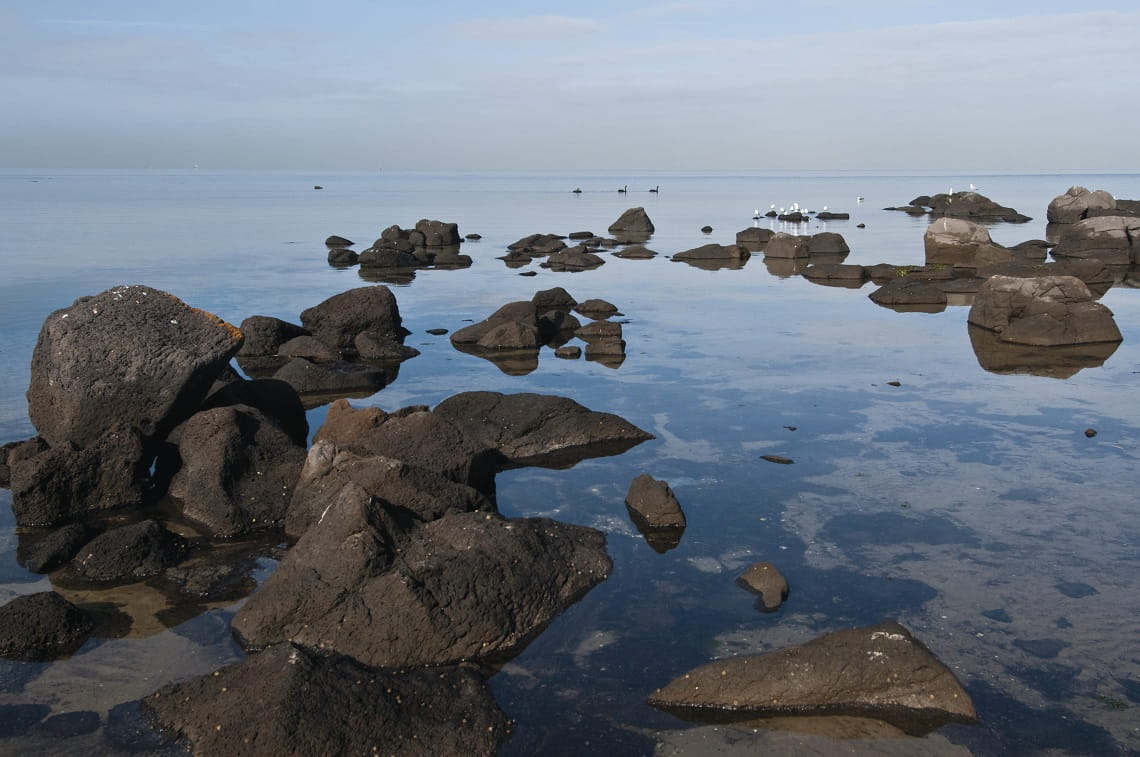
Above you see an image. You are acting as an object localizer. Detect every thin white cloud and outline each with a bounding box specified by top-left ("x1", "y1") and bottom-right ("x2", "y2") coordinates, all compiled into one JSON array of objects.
[{"x1": 448, "y1": 14, "x2": 604, "y2": 41}]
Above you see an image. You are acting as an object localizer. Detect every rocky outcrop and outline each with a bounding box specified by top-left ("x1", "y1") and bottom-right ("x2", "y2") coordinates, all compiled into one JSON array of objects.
[
  {"x1": 924, "y1": 218, "x2": 1015, "y2": 268},
  {"x1": 1047, "y1": 186, "x2": 1116, "y2": 224},
  {"x1": 434, "y1": 391, "x2": 652, "y2": 469},
  {"x1": 736, "y1": 228, "x2": 774, "y2": 248},
  {"x1": 142, "y1": 642, "x2": 508, "y2": 757},
  {"x1": 232, "y1": 500, "x2": 612, "y2": 667},
  {"x1": 0, "y1": 592, "x2": 94, "y2": 661},
  {"x1": 967, "y1": 275, "x2": 1122, "y2": 346},
  {"x1": 647, "y1": 620, "x2": 976, "y2": 736},
  {"x1": 541, "y1": 246, "x2": 605, "y2": 272},
  {"x1": 736, "y1": 561, "x2": 789, "y2": 611},
  {"x1": 26, "y1": 285, "x2": 242, "y2": 463},
  {"x1": 9, "y1": 427, "x2": 150, "y2": 526},
  {"x1": 298, "y1": 286, "x2": 411, "y2": 357},
  {"x1": 1051, "y1": 216, "x2": 1140, "y2": 265},
  {"x1": 893, "y1": 192, "x2": 1030, "y2": 223},
  {"x1": 608, "y1": 207, "x2": 655, "y2": 235},
  {"x1": 285, "y1": 440, "x2": 494, "y2": 539},
  {"x1": 167, "y1": 403, "x2": 307, "y2": 538},
  {"x1": 237, "y1": 316, "x2": 309, "y2": 358}
]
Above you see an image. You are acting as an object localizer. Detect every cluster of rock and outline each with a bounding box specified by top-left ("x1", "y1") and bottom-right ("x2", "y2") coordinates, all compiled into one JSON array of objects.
[
  {"x1": 325, "y1": 220, "x2": 472, "y2": 271},
  {"x1": 1, "y1": 283, "x2": 659, "y2": 751},
  {"x1": 235, "y1": 286, "x2": 419, "y2": 403},
  {"x1": 450, "y1": 287, "x2": 628, "y2": 373},
  {"x1": 886, "y1": 191, "x2": 1031, "y2": 223}
]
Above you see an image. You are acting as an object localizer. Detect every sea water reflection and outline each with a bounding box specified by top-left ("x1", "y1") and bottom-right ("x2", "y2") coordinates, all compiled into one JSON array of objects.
[{"x1": 2, "y1": 170, "x2": 1140, "y2": 754}]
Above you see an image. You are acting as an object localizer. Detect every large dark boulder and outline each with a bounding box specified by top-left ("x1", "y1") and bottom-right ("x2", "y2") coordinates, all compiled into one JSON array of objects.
[
  {"x1": 142, "y1": 642, "x2": 508, "y2": 757},
  {"x1": 608, "y1": 207, "x2": 655, "y2": 235},
  {"x1": 72, "y1": 520, "x2": 188, "y2": 583},
  {"x1": 736, "y1": 228, "x2": 774, "y2": 248},
  {"x1": 414, "y1": 218, "x2": 462, "y2": 247},
  {"x1": 314, "y1": 400, "x2": 498, "y2": 493},
  {"x1": 433, "y1": 391, "x2": 654, "y2": 469},
  {"x1": 285, "y1": 439, "x2": 494, "y2": 539},
  {"x1": 806, "y1": 231, "x2": 850, "y2": 254},
  {"x1": 199, "y1": 378, "x2": 308, "y2": 447},
  {"x1": 236, "y1": 316, "x2": 308, "y2": 357},
  {"x1": 27, "y1": 286, "x2": 244, "y2": 450},
  {"x1": 967, "y1": 275, "x2": 1122, "y2": 346},
  {"x1": 531, "y1": 287, "x2": 577, "y2": 312},
  {"x1": 232, "y1": 498, "x2": 612, "y2": 668},
  {"x1": 647, "y1": 620, "x2": 976, "y2": 736},
  {"x1": 167, "y1": 404, "x2": 307, "y2": 538},
  {"x1": 924, "y1": 218, "x2": 1013, "y2": 268},
  {"x1": 0, "y1": 592, "x2": 94, "y2": 661},
  {"x1": 451, "y1": 301, "x2": 539, "y2": 347},
  {"x1": 9, "y1": 426, "x2": 150, "y2": 527},
  {"x1": 1051, "y1": 216, "x2": 1140, "y2": 265},
  {"x1": 1047, "y1": 186, "x2": 1116, "y2": 224},
  {"x1": 298, "y1": 286, "x2": 410, "y2": 357}
]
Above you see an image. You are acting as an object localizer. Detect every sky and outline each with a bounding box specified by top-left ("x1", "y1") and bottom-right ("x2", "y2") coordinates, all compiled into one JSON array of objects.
[{"x1": 2, "y1": 1, "x2": 1138, "y2": 171}]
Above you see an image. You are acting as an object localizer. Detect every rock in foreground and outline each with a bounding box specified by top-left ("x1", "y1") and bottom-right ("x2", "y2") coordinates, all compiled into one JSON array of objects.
[
  {"x1": 647, "y1": 620, "x2": 976, "y2": 736},
  {"x1": 27, "y1": 285, "x2": 243, "y2": 450},
  {"x1": 142, "y1": 642, "x2": 507, "y2": 757},
  {"x1": 233, "y1": 498, "x2": 612, "y2": 667}
]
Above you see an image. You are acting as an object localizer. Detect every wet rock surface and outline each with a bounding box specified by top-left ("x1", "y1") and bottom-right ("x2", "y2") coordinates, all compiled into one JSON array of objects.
[
  {"x1": 71, "y1": 520, "x2": 188, "y2": 583},
  {"x1": 142, "y1": 642, "x2": 508, "y2": 757},
  {"x1": 233, "y1": 502, "x2": 612, "y2": 667},
  {"x1": 647, "y1": 620, "x2": 976, "y2": 735},
  {"x1": 0, "y1": 592, "x2": 95, "y2": 661}
]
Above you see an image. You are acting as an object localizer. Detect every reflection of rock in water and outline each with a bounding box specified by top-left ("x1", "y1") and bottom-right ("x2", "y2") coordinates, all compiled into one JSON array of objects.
[
  {"x1": 968, "y1": 324, "x2": 1119, "y2": 378},
  {"x1": 451, "y1": 342, "x2": 539, "y2": 375},
  {"x1": 357, "y1": 266, "x2": 417, "y2": 285}
]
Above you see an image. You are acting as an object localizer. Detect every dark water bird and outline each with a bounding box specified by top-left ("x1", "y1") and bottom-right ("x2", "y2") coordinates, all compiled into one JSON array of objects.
[
  {"x1": 649, "y1": 186, "x2": 659, "y2": 193},
  {"x1": 618, "y1": 185, "x2": 628, "y2": 193},
  {"x1": 572, "y1": 187, "x2": 582, "y2": 193}
]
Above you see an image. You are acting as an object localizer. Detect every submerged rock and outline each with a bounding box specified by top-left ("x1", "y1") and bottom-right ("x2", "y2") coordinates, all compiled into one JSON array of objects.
[
  {"x1": 232, "y1": 502, "x2": 612, "y2": 667},
  {"x1": 736, "y1": 561, "x2": 789, "y2": 611},
  {"x1": 0, "y1": 592, "x2": 94, "y2": 661},
  {"x1": 72, "y1": 520, "x2": 188, "y2": 583},
  {"x1": 142, "y1": 642, "x2": 508, "y2": 757},
  {"x1": 647, "y1": 620, "x2": 976, "y2": 736},
  {"x1": 967, "y1": 275, "x2": 1122, "y2": 346}
]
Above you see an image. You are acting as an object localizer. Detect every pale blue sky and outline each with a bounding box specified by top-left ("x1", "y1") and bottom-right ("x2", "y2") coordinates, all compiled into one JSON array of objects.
[{"x1": 2, "y1": 1, "x2": 1138, "y2": 170}]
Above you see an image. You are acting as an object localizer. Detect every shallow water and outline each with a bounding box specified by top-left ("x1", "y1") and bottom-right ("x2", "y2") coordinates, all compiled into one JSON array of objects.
[{"x1": 2, "y1": 169, "x2": 1140, "y2": 755}]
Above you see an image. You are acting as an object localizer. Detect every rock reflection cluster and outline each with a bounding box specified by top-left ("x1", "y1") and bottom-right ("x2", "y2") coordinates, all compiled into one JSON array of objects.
[{"x1": 0, "y1": 283, "x2": 656, "y2": 752}]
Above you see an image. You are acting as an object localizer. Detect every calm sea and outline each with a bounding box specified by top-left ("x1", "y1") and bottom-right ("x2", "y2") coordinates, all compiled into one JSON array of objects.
[{"x1": 2, "y1": 169, "x2": 1140, "y2": 754}]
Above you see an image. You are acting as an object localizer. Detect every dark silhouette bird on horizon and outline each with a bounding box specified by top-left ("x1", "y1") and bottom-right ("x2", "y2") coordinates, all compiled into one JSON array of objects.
[
  {"x1": 649, "y1": 186, "x2": 659, "y2": 193},
  {"x1": 618, "y1": 185, "x2": 627, "y2": 193}
]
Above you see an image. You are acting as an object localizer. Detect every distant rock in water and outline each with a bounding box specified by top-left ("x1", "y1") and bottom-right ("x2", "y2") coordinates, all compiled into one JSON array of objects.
[
  {"x1": 608, "y1": 207, "x2": 655, "y2": 235},
  {"x1": 889, "y1": 191, "x2": 1030, "y2": 223}
]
